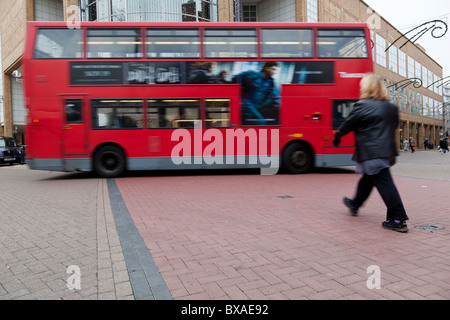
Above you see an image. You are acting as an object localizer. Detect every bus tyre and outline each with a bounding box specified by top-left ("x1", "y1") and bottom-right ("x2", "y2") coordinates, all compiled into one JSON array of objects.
[
  {"x1": 282, "y1": 142, "x2": 313, "y2": 174},
  {"x1": 94, "y1": 145, "x2": 126, "y2": 178}
]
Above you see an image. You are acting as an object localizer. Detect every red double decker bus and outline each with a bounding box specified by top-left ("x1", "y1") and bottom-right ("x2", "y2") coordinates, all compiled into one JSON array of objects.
[{"x1": 23, "y1": 21, "x2": 373, "y2": 177}]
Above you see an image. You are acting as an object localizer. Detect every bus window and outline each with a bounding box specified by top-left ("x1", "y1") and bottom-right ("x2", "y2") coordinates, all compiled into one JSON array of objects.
[
  {"x1": 205, "y1": 98, "x2": 230, "y2": 128},
  {"x1": 204, "y1": 29, "x2": 257, "y2": 58},
  {"x1": 65, "y1": 99, "x2": 83, "y2": 123},
  {"x1": 147, "y1": 99, "x2": 200, "y2": 128},
  {"x1": 333, "y1": 100, "x2": 357, "y2": 130},
  {"x1": 34, "y1": 28, "x2": 82, "y2": 59},
  {"x1": 318, "y1": 29, "x2": 368, "y2": 58},
  {"x1": 92, "y1": 99, "x2": 143, "y2": 129},
  {"x1": 146, "y1": 29, "x2": 200, "y2": 58},
  {"x1": 261, "y1": 29, "x2": 313, "y2": 58},
  {"x1": 87, "y1": 28, "x2": 142, "y2": 58}
]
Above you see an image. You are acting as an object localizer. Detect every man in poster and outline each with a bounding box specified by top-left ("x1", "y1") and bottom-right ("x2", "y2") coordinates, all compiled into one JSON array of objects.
[{"x1": 233, "y1": 61, "x2": 280, "y2": 125}]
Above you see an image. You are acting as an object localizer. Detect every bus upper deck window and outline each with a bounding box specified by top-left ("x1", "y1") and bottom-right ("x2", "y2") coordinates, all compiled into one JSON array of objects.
[
  {"x1": 87, "y1": 28, "x2": 142, "y2": 59},
  {"x1": 34, "y1": 28, "x2": 82, "y2": 59},
  {"x1": 145, "y1": 29, "x2": 200, "y2": 58},
  {"x1": 317, "y1": 29, "x2": 368, "y2": 58},
  {"x1": 261, "y1": 29, "x2": 313, "y2": 58},
  {"x1": 146, "y1": 29, "x2": 200, "y2": 58},
  {"x1": 204, "y1": 29, "x2": 257, "y2": 58}
]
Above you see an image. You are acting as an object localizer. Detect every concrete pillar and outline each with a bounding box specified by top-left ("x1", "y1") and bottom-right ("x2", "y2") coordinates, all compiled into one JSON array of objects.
[
  {"x1": 431, "y1": 125, "x2": 436, "y2": 146},
  {"x1": 406, "y1": 120, "x2": 410, "y2": 141},
  {"x1": 418, "y1": 123, "x2": 424, "y2": 149},
  {"x1": 218, "y1": 0, "x2": 235, "y2": 22},
  {"x1": 295, "y1": 0, "x2": 306, "y2": 22}
]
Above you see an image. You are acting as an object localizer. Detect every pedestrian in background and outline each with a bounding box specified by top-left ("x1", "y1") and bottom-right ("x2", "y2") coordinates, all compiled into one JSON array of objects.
[
  {"x1": 333, "y1": 74, "x2": 409, "y2": 233},
  {"x1": 403, "y1": 138, "x2": 409, "y2": 152},
  {"x1": 409, "y1": 137, "x2": 415, "y2": 153},
  {"x1": 439, "y1": 138, "x2": 448, "y2": 154}
]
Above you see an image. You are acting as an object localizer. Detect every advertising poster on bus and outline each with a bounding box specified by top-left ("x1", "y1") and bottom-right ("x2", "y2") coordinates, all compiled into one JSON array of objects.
[{"x1": 70, "y1": 60, "x2": 334, "y2": 125}]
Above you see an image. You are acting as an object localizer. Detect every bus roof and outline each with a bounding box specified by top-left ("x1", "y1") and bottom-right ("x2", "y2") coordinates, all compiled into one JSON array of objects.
[{"x1": 27, "y1": 20, "x2": 370, "y2": 29}]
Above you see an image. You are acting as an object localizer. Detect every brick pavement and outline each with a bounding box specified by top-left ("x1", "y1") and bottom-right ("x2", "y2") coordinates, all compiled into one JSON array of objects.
[
  {"x1": 114, "y1": 155, "x2": 450, "y2": 300},
  {"x1": 0, "y1": 166, "x2": 133, "y2": 299},
  {"x1": 1, "y1": 150, "x2": 450, "y2": 300}
]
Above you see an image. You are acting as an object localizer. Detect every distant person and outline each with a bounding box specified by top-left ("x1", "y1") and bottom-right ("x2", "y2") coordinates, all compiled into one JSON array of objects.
[
  {"x1": 333, "y1": 74, "x2": 409, "y2": 233},
  {"x1": 424, "y1": 138, "x2": 428, "y2": 150},
  {"x1": 19, "y1": 144, "x2": 26, "y2": 165},
  {"x1": 409, "y1": 137, "x2": 415, "y2": 153},
  {"x1": 403, "y1": 138, "x2": 409, "y2": 152},
  {"x1": 439, "y1": 138, "x2": 448, "y2": 154}
]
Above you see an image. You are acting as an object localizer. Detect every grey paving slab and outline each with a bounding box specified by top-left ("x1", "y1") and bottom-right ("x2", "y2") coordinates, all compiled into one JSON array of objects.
[{"x1": 106, "y1": 178, "x2": 172, "y2": 300}]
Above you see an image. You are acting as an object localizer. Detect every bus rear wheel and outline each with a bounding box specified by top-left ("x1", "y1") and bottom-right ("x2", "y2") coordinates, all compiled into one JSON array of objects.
[
  {"x1": 282, "y1": 142, "x2": 314, "y2": 174},
  {"x1": 93, "y1": 145, "x2": 126, "y2": 178}
]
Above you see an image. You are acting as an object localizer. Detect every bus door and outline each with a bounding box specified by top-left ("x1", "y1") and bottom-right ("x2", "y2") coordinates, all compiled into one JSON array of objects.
[{"x1": 61, "y1": 96, "x2": 89, "y2": 155}]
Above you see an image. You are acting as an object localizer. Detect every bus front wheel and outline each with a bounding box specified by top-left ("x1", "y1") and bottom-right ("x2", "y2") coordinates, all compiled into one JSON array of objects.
[
  {"x1": 282, "y1": 142, "x2": 314, "y2": 174},
  {"x1": 93, "y1": 145, "x2": 126, "y2": 178}
]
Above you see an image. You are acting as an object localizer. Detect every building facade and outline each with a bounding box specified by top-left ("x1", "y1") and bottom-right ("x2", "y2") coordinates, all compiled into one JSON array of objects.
[{"x1": 1, "y1": 0, "x2": 445, "y2": 149}]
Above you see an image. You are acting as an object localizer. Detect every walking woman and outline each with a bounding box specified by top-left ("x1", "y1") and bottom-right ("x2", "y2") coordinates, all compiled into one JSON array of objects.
[{"x1": 332, "y1": 74, "x2": 409, "y2": 232}]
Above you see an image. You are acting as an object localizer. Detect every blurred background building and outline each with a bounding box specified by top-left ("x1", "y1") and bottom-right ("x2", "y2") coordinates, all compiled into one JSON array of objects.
[{"x1": 1, "y1": 0, "x2": 445, "y2": 148}]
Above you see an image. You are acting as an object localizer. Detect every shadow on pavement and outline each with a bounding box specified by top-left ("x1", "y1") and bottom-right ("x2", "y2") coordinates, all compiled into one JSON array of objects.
[{"x1": 37, "y1": 165, "x2": 356, "y2": 181}]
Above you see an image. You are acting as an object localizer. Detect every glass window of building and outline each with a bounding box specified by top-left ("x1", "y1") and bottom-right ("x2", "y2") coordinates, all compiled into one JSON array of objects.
[
  {"x1": 433, "y1": 74, "x2": 439, "y2": 93},
  {"x1": 204, "y1": 29, "x2": 257, "y2": 58},
  {"x1": 409, "y1": 89, "x2": 415, "y2": 114},
  {"x1": 388, "y1": 80, "x2": 398, "y2": 105},
  {"x1": 375, "y1": 34, "x2": 386, "y2": 67},
  {"x1": 388, "y1": 44, "x2": 398, "y2": 73},
  {"x1": 416, "y1": 93, "x2": 422, "y2": 115},
  {"x1": 422, "y1": 66, "x2": 428, "y2": 88},
  {"x1": 399, "y1": 87, "x2": 407, "y2": 112},
  {"x1": 81, "y1": 0, "x2": 218, "y2": 22},
  {"x1": 428, "y1": 71, "x2": 433, "y2": 92},
  {"x1": 307, "y1": 0, "x2": 318, "y2": 23},
  {"x1": 436, "y1": 99, "x2": 442, "y2": 120},
  {"x1": 415, "y1": 61, "x2": 421, "y2": 82},
  {"x1": 398, "y1": 50, "x2": 406, "y2": 77},
  {"x1": 146, "y1": 29, "x2": 200, "y2": 58},
  {"x1": 261, "y1": 29, "x2": 313, "y2": 58},
  {"x1": 429, "y1": 98, "x2": 434, "y2": 118},
  {"x1": 423, "y1": 96, "x2": 429, "y2": 117},
  {"x1": 408, "y1": 56, "x2": 415, "y2": 79},
  {"x1": 242, "y1": 5, "x2": 257, "y2": 22},
  {"x1": 439, "y1": 76, "x2": 443, "y2": 96}
]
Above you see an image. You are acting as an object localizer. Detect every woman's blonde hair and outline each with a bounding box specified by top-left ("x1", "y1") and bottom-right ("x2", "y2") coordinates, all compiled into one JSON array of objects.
[{"x1": 359, "y1": 73, "x2": 390, "y2": 101}]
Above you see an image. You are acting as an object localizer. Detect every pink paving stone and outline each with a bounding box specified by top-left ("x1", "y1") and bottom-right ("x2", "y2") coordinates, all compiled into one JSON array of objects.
[{"x1": 116, "y1": 172, "x2": 450, "y2": 300}]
